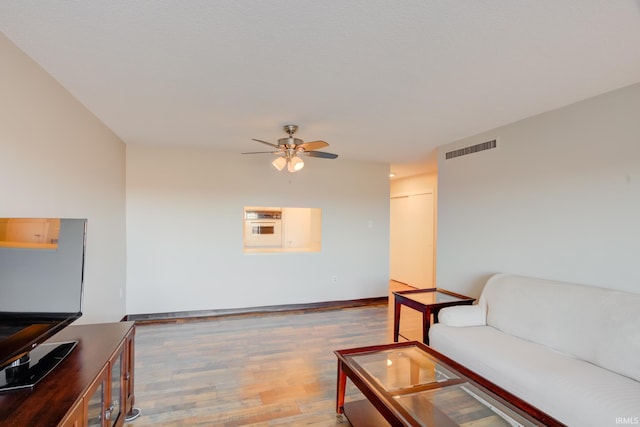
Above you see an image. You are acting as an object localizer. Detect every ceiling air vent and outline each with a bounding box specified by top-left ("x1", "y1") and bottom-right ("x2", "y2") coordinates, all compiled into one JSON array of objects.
[{"x1": 445, "y1": 139, "x2": 497, "y2": 160}]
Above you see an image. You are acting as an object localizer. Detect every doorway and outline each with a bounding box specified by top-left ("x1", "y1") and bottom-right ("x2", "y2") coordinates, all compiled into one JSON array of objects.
[{"x1": 390, "y1": 191, "x2": 435, "y2": 288}]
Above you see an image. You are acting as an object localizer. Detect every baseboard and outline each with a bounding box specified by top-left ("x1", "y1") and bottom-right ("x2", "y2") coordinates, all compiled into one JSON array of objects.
[{"x1": 123, "y1": 296, "x2": 388, "y2": 324}]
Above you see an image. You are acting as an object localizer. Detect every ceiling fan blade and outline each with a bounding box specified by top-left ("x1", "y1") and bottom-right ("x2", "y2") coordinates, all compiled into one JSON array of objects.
[
  {"x1": 297, "y1": 140, "x2": 329, "y2": 151},
  {"x1": 241, "y1": 151, "x2": 280, "y2": 155},
  {"x1": 304, "y1": 151, "x2": 338, "y2": 159},
  {"x1": 252, "y1": 138, "x2": 279, "y2": 148}
]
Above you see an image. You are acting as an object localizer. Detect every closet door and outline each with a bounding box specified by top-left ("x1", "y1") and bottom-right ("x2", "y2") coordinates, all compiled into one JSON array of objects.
[{"x1": 390, "y1": 192, "x2": 434, "y2": 288}]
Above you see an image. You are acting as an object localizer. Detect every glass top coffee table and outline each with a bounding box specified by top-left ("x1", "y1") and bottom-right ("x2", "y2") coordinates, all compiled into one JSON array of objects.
[
  {"x1": 335, "y1": 341, "x2": 563, "y2": 427},
  {"x1": 393, "y1": 288, "x2": 475, "y2": 344}
]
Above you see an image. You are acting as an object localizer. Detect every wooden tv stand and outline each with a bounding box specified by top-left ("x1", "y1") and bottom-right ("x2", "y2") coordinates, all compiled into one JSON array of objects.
[{"x1": 0, "y1": 321, "x2": 137, "y2": 426}]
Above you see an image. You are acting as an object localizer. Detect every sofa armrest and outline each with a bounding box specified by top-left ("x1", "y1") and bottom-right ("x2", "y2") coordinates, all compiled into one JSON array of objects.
[{"x1": 438, "y1": 305, "x2": 486, "y2": 327}]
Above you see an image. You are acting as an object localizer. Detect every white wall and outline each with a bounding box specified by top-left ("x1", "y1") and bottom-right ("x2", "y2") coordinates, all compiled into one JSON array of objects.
[
  {"x1": 126, "y1": 145, "x2": 389, "y2": 315},
  {"x1": 0, "y1": 34, "x2": 127, "y2": 323},
  {"x1": 437, "y1": 83, "x2": 640, "y2": 297}
]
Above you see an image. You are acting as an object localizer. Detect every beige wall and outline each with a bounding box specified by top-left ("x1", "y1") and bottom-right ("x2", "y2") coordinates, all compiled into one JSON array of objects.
[
  {"x1": 0, "y1": 34, "x2": 127, "y2": 323},
  {"x1": 437, "y1": 83, "x2": 640, "y2": 297},
  {"x1": 125, "y1": 145, "x2": 390, "y2": 315}
]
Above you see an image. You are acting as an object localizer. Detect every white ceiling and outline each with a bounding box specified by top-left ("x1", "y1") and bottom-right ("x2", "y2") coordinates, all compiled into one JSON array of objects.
[{"x1": 2, "y1": 1, "x2": 640, "y2": 177}]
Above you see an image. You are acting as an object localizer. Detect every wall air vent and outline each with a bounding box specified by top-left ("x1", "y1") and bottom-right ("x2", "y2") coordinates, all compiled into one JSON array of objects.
[{"x1": 445, "y1": 139, "x2": 497, "y2": 160}]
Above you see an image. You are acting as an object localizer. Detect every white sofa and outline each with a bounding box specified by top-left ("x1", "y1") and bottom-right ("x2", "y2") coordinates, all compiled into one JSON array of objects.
[{"x1": 429, "y1": 273, "x2": 640, "y2": 427}]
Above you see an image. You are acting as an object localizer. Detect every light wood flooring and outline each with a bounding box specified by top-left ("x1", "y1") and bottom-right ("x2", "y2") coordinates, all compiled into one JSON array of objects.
[{"x1": 125, "y1": 281, "x2": 423, "y2": 426}]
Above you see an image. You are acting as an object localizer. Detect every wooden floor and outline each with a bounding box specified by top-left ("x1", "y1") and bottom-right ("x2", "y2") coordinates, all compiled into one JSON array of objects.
[{"x1": 125, "y1": 281, "x2": 423, "y2": 426}]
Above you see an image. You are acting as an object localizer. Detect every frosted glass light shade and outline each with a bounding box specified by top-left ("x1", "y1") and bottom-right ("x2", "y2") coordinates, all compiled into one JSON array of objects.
[
  {"x1": 272, "y1": 156, "x2": 287, "y2": 171},
  {"x1": 289, "y1": 156, "x2": 304, "y2": 172}
]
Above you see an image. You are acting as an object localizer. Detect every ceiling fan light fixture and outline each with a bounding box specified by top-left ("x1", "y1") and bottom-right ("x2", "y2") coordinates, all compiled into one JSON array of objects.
[
  {"x1": 245, "y1": 124, "x2": 337, "y2": 173},
  {"x1": 288, "y1": 156, "x2": 304, "y2": 172},
  {"x1": 272, "y1": 156, "x2": 287, "y2": 171}
]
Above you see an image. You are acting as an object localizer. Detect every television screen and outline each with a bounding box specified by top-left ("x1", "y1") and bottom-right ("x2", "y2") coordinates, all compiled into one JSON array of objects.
[{"x1": 0, "y1": 218, "x2": 86, "y2": 389}]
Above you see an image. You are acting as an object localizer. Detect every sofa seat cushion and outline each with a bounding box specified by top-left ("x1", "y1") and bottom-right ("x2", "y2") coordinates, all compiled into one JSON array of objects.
[{"x1": 430, "y1": 324, "x2": 640, "y2": 427}]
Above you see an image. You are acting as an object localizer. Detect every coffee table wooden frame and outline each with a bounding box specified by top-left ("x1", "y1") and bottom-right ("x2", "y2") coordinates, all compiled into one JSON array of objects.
[
  {"x1": 393, "y1": 288, "x2": 475, "y2": 344},
  {"x1": 335, "y1": 341, "x2": 565, "y2": 427}
]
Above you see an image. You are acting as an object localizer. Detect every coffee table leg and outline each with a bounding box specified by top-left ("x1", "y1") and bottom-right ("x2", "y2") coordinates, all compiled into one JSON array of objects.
[
  {"x1": 394, "y1": 301, "x2": 401, "y2": 342},
  {"x1": 336, "y1": 360, "x2": 347, "y2": 414},
  {"x1": 423, "y1": 309, "x2": 431, "y2": 345}
]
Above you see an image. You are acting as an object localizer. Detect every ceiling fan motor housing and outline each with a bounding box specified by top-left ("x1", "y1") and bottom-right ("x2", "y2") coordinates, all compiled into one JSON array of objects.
[{"x1": 278, "y1": 137, "x2": 303, "y2": 148}]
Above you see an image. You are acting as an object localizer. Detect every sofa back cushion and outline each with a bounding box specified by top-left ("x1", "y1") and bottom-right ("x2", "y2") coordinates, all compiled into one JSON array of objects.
[{"x1": 481, "y1": 273, "x2": 640, "y2": 382}]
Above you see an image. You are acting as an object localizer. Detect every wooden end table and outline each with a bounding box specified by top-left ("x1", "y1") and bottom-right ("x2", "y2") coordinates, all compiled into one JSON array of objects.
[{"x1": 393, "y1": 288, "x2": 475, "y2": 344}]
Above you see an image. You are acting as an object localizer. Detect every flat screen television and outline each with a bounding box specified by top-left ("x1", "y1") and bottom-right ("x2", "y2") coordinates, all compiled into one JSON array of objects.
[{"x1": 0, "y1": 218, "x2": 86, "y2": 391}]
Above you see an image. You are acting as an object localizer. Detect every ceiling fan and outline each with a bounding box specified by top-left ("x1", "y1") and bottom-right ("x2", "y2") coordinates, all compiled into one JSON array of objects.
[{"x1": 242, "y1": 124, "x2": 338, "y2": 172}]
